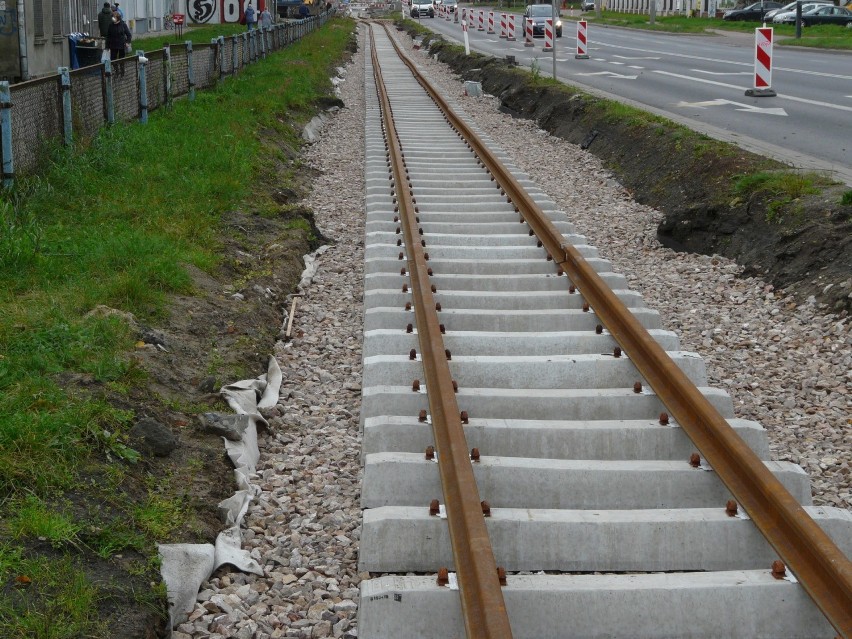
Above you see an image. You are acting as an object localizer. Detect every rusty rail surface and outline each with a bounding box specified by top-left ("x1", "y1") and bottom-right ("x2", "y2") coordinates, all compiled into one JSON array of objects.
[
  {"x1": 378, "y1": 22, "x2": 852, "y2": 638},
  {"x1": 368, "y1": 25, "x2": 514, "y2": 639}
]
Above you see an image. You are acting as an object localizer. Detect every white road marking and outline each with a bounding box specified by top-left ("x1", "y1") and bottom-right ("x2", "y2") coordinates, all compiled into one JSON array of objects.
[
  {"x1": 675, "y1": 98, "x2": 788, "y2": 116},
  {"x1": 612, "y1": 54, "x2": 661, "y2": 60},
  {"x1": 654, "y1": 70, "x2": 852, "y2": 113},
  {"x1": 610, "y1": 61, "x2": 625, "y2": 65},
  {"x1": 576, "y1": 70, "x2": 638, "y2": 79},
  {"x1": 628, "y1": 65, "x2": 644, "y2": 69},
  {"x1": 592, "y1": 40, "x2": 852, "y2": 80},
  {"x1": 692, "y1": 69, "x2": 752, "y2": 76}
]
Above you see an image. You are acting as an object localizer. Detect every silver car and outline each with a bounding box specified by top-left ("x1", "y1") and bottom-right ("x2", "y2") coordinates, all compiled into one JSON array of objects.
[{"x1": 764, "y1": 0, "x2": 829, "y2": 20}]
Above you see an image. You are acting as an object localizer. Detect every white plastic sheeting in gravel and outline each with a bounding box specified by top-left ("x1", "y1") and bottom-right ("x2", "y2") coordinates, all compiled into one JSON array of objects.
[{"x1": 174, "y1": 29, "x2": 367, "y2": 639}]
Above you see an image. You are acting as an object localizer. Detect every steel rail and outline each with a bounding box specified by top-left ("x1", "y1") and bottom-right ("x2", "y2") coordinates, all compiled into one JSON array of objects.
[
  {"x1": 379, "y1": 23, "x2": 852, "y2": 638},
  {"x1": 368, "y1": 25, "x2": 513, "y2": 639}
]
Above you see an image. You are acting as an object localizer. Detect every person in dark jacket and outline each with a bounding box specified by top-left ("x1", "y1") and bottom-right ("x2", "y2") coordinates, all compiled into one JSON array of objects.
[
  {"x1": 106, "y1": 11, "x2": 132, "y2": 61},
  {"x1": 98, "y1": 2, "x2": 113, "y2": 37},
  {"x1": 244, "y1": 2, "x2": 257, "y2": 29}
]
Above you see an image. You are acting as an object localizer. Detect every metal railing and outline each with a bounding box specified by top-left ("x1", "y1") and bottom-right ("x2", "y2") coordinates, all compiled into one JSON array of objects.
[{"x1": 0, "y1": 13, "x2": 334, "y2": 188}]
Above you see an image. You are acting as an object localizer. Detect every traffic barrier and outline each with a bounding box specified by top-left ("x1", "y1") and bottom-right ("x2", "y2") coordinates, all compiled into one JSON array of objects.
[
  {"x1": 454, "y1": 5, "x2": 458, "y2": 22},
  {"x1": 500, "y1": 12, "x2": 507, "y2": 38},
  {"x1": 746, "y1": 27, "x2": 776, "y2": 97},
  {"x1": 543, "y1": 17, "x2": 554, "y2": 52},
  {"x1": 488, "y1": 11, "x2": 495, "y2": 34},
  {"x1": 508, "y1": 14, "x2": 516, "y2": 41},
  {"x1": 525, "y1": 17, "x2": 534, "y2": 47},
  {"x1": 446, "y1": 4, "x2": 451, "y2": 20},
  {"x1": 576, "y1": 19, "x2": 589, "y2": 59},
  {"x1": 478, "y1": 9, "x2": 485, "y2": 30}
]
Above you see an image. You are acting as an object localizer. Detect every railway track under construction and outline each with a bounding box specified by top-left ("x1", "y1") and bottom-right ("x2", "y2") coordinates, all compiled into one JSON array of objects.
[{"x1": 356, "y1": 22, "x2": 852, "y2": 639}]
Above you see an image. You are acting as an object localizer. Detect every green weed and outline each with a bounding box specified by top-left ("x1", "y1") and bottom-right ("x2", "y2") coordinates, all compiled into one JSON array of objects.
[
  {"x1": 0, "y1": 549, "x2": 107, "y2": 638},
  {"x1": 841, "y1": 190, "x2": 852, "y2": 206},
  {"x1": 5, "y1": 496, "x2": 82, "y2": 547}
]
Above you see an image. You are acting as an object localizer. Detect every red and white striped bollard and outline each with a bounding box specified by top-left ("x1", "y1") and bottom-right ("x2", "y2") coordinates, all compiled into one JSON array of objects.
[
  {"x1": 575, "y1": 19, "x2": 589, "y2": 59},
  {"x1": 543, "y1": 17, "x2": 554, "y2": 52},
  {"x1": 746, "y1": 27, "x2": 776, "y2": 97},
  {"x1": 500, "y1": 12, "x2": 507, "y2": 38},
  {"x1": 508, "y1": 14, "x2": 516, "y2": 41},
  {"x1": 478, "y1": 9, "x2": 484, "y2": 30},
  {"x1": 487, "y1": 11, "x2": 495, "y2": 34},
  {"x1": 462, "y1": 17, "x2": 470, "y2": 55},
  {"x1": 524, "y1": 17, "x2": 534, "y2": 47}
]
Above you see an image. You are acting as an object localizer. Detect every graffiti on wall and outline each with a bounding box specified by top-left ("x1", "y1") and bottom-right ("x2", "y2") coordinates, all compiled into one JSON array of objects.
[
  {"x1": 188, "y1": 0, "x2": 262, "y2": 23},
  {"x1": 188, "y1": 0, "x2": 218, "y2": 22},
  {"x1": 0, "y1": 7, "x2": 20, "y2": 36},
  {"x1": 221, "y1": 0, "x2": 242, "y2": 23}
]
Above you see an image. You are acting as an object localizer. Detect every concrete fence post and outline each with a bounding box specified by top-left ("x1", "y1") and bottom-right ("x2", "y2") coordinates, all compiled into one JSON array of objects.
[
  {"x1": 218, "y1": 36, "x2": 225, "y2": 77},
  {"x1": 59, "y1": 67, "x2": 73, "y2": 146},
  {"x1": 136, "y1": 52, "x2": 148, "y2": 124},
  {"x1": 186, "y1": 41, "x2": 195, "y2": 101},
  {"x1": 0, "y1": 81, "x2": 13, "y2": 188},
  {"x1": 103, "y1": 59, "x2": 115, "y2": 125},
  {"x1": 163, "y1": 43, "x2": 173, "y2": 108},
  {"x1": 260, "y1": 27, "x2": 267, "y2": 58},
  {"x1": 209, "y1": 38, "x2": 219, "y2": 78},
  {"x1": 231, "y1": 34, "x2": 239, "y2": 73}
]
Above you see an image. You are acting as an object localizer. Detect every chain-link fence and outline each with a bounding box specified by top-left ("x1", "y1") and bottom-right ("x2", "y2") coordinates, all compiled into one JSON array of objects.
[{"x1": 0, "y1": 13, "x2": 334, "y2": 182}]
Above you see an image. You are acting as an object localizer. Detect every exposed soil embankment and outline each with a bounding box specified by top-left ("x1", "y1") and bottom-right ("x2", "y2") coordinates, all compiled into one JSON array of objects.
[{"x1": 407, "y1": 27, "x2": 851, "y2": 313}]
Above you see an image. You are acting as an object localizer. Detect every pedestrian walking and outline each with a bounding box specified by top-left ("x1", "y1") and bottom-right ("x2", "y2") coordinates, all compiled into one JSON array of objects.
[
  {"x1": 260, "y1": 6, "x2": 273, "y2": 28},
  {"x1": 98, "y1": 1, "x2": 113, "y2": 37},
  {"x1": 107, "y1": 11, "x2": 132, "y2": 63},
  {"x1": 244, "y1": 2, "x2": 257, "y2": 29}
]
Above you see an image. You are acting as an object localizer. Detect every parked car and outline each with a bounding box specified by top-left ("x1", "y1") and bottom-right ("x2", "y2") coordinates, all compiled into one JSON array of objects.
[
  {"x1": 722, "y1": 1, "x2": 783, "y2": 20},
  {"x1": 772, "y1": 2, "x2": 831, "y2": 22},
  {"x1": 581, "y1": 0, "x2": 596, "y2": 10},
  {"x1": 764, "y1": 0, "x2": 830, "y2": 20},
  {"x1": 441, "y1": 0, "x2": 458, "y2": 12},
  {"x1": 411, "y1": 0, "x2": 434, "y2": 17},
  {"x1": 796, "y1": 5, "x2": 852, "y2": 24},
  {"x1": 523, "y1": 4, "x2": 563, "y2": 37}
]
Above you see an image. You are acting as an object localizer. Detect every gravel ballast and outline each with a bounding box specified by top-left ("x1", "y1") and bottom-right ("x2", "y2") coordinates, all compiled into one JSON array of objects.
[{"x1": 176, "y1": 23, "x2": 849, "y2": 639}]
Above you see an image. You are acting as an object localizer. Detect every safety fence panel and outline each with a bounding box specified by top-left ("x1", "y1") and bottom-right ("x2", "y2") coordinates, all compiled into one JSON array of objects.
[
  {"x1": 146, "y1": 49, "x2": 166, "y2": 113},
  {"x1": 171, "y1": 46, "x2": 190, "y2": 98},
  {"x1": 9, "y1": 77, "x2": 63, "y2": 175},
  {"x1": 113, "y1": 57, "x2": 140, "y2": 123},
  {"x1": 69, "y1": 65, "x2": 107, "y2": 140},
  {"x1": 222, "y1": 38, "x2": 235, "y2": 75},
  {"x1": 192, "y1": 45, "x2": 217, "y2": 91}
]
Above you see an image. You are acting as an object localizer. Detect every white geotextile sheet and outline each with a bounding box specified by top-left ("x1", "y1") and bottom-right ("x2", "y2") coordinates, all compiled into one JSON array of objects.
[{"x1": 159, "y1": 355, "x2": 281, "y2": 628}]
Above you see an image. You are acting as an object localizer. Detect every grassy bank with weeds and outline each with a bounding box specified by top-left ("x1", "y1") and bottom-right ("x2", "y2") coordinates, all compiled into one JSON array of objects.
[{"x1": 0, "y1": 17, "x2": 354, "y2": 638}]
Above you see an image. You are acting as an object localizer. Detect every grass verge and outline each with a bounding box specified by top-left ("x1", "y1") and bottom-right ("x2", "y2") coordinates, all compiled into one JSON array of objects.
[{"x1": 0, "y1": 17, "x2": 354, "y2": 638}]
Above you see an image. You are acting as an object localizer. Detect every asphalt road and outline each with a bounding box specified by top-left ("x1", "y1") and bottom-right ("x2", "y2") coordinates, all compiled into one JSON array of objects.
[{"x1": 419, "y1": 12, "x2": 852, "y2": 184}]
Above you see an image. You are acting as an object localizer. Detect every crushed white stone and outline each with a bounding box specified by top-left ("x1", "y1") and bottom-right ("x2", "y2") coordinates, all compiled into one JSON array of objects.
[{"x1": 181, "y1": 23, "x2": 849, "y2": 639}]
